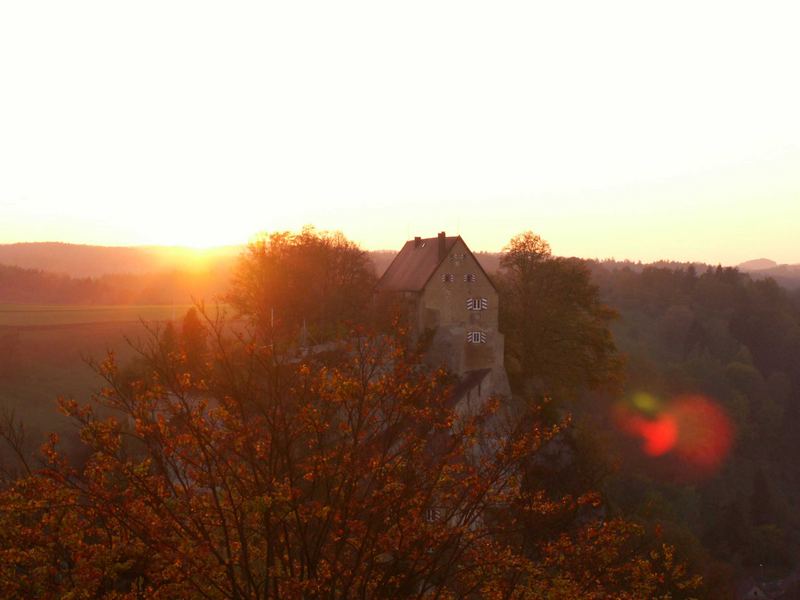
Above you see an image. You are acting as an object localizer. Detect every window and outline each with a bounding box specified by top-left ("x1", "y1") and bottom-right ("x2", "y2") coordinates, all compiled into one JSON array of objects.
[
  {"x1": 467, "y1": 331, "x2": 487, "y2": 344},
  {"x1": 424, "y1": 507, "x2": 441, "y2": 522},
  {"x1": 466, "y1": 297, "x2": 488, "y2": 311},
  {"x1": 464, "y1": 273, "x2": 477, "y2": 283},
  {"x1": 441, "y1": 273, "x2": 455, "y2": 283},
  {"x1": 449, "y1": 253, "x2": 465, "y2": 263}
]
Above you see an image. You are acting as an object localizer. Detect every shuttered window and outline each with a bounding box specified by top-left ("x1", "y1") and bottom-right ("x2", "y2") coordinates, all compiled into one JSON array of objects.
[
  {"x1": 467, "y1": 331, "x2": 487, "y2": 344},
  {"x1": 466, "y1": 297, "x2": 488, "y2": 311}
]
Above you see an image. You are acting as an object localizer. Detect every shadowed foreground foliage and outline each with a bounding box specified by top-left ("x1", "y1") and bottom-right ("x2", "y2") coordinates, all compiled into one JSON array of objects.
[{"x1": 0, "y1": 313, "x2": 699, "y2": 598}]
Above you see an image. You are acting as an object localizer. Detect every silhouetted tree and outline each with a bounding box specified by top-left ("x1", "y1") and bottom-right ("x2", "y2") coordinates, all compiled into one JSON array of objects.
[
  {"x1": 181, "y1": 306, "x2": 208, "y2": 373},
  {"x1": 227, "y1": 227, "x2": 376, "y2": 345},
  {"x1": 498, "y1": 231, "x2": 622, "y2": 400}
]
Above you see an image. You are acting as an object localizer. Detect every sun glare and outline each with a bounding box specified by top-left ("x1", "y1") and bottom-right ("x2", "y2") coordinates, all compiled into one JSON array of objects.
[{"x1": 134, "y1": 217, "x2": 251, "y2": 250}]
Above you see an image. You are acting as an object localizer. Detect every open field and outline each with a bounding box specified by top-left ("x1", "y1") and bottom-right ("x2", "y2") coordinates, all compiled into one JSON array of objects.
[
  {"x1": 0, "y1": 304, "x2": 216, "y2": 467},
  {"x1": 0, "y1": 304, "x2": 195, "y2": 327},
  {"x1": 0, "y1": 319, "x2": 151, "y2": 464}
]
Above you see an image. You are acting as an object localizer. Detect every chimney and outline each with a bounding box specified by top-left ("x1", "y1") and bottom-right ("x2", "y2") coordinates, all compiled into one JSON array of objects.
[
  {"x1": 438, "y1": 231, "x2": 446, "y2": 261},
  {"x1": 414, "y1": 236, "x2": 422, "y2": 248}
]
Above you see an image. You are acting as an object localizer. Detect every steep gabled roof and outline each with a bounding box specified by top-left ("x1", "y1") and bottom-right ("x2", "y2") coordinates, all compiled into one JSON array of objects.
[{"x1": 376, "y1": 235, "x2": 460, "y2": 292}]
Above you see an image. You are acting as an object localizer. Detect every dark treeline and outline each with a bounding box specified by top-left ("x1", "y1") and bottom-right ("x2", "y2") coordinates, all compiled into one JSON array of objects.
[
  {"x1": 0, "y1": 252, "x2": 485, "y2": 306},
  {"x1": 582, "y1": 260, "x2": 800, "y2": 591},
  {"x1": 0, "y1": 264, "x2": 229, "y2": 305}
]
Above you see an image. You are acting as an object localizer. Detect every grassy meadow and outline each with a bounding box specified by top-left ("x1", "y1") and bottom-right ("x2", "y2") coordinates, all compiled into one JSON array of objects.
[
  {"x1": 0, "y1": 303, "x2": 192, "y2": 327},
  {"x1": 0, "y1": 304, "x2": 195, "y2": 467}
]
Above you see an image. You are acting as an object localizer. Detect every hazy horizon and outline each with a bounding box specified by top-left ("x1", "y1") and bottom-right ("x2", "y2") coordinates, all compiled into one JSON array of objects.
[
  {"x1": 0, "y1": 237, "x2": 789, "y2": 271},
  {"x1": 3, "y1": 2, "x2": 800, "y2": 265}
]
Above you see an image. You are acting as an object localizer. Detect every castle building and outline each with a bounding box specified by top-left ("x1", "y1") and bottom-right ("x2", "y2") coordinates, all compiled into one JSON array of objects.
[{"x1": 376, "y1": 232, "x2": 510, "y2": 405}]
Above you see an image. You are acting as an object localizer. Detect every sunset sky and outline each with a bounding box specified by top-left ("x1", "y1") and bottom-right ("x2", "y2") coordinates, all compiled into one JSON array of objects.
[{"x1": 1, "y1": 1, "x2": 799, "y2": 264}]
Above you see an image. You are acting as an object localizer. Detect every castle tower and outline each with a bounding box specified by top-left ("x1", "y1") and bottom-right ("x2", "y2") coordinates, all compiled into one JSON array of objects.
[{"x1": 376, "y1": 232, "x2": 510, "y2": 405}]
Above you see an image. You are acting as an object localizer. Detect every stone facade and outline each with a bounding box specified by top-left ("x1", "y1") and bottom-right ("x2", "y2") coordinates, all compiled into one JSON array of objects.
[{"x1": 376, "y1": 232, "x2": 510, "y2": 402}]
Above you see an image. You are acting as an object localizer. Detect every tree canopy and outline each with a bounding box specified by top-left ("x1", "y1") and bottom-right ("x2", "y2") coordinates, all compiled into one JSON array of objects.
[
  {"x1": 227, "y1": 227, "x2": 376, "y2": 344},
  {"x1": 498, "y1": 231, "x2": 622, "y2": 401}
]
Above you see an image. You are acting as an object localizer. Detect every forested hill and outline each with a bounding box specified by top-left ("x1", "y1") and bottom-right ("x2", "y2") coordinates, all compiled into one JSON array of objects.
[
  {"x1": 0, "y1": 264, "x2": 230, "y2": 305},
  {"x1": 0, "y1": 246, "x2": 497, "y2": 305},
  {"x1": 0, "y1": 243, "x2": 495, "y2": 281},
  {"x1": 584, "y1": 260, "x2": 800, "y2": 588},
  {"x1": 0, "y1": 242, "x2": 241, "y2": 278},
  {"x1": 594, "y1": 257, "x2": 800, "y2": 289}
]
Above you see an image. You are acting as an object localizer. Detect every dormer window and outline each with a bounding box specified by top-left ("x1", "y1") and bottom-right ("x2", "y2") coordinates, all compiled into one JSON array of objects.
[
  {"x1": 464, "y1": 273, "x2": 477, "y2": 283},
  {"x1": 467, "y1": 331, "x2": 487, "y2": 344},
  {"x1": 466, "y1": 297, "x2": 488, "y2": 311},
  {"x1": 441, "y1": 273, "x2": 455, "y2": 283}
]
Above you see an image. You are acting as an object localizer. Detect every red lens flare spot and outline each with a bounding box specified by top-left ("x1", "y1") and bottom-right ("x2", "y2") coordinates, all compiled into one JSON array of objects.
[
  {"x1": 671, "y1": 395, "x2": 733, "y2": 470},
  {"x1": 615, "y1": 393, "x2": 734, "y2": 473},
  {"x1": 625, "y1": 414, "x2": 678, "y2": 456}
]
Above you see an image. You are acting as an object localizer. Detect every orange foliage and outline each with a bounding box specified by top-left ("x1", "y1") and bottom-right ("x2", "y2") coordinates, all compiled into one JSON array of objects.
[{"x1": 0, "y1": 314, "x2": 700, "y2": 598}]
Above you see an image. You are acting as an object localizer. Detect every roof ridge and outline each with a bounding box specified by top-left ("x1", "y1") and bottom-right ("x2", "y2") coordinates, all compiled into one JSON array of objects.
[{"x1": 376, "y1": 235, "x2": 495, "y2": 293}]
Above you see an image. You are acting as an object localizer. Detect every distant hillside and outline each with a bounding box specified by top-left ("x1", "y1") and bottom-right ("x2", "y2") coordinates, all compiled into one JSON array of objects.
[
  {"x1": 737, "y1": 258, "x2": 800, "y2": 289},
  {"x1": 0, "y1": 242, "x2": 502, "y2": 305},
  {"x1": 6, "y1": 242, "x2": 800, "y2": 305},
  {"x1": 0, "y1": 242, "x2": 242, "y2": 278},
  {"x1": 0, "y1": 243, "x2": 411, "y2": 280},
  {"x1": 582, "y1": 258, "x2": 800, "y2": 290},
  {"x1": 738, "y1": 258, "x2": 778, "y2": 271},
  {"x1": 742, "y1": 265, "x2": 800, "y2": 289},
  {"x1": 0, "y1": 263, "x2": 231, "y2": 305}
]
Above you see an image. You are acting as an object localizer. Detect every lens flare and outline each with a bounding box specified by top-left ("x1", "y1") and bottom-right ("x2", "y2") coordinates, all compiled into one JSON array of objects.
[
  {"x1": 631, "y1": 391, "x2": 661, "y2": 416},
  {"x1": 622, "y1": 414, "x2": 678, "y2": 456},
  {"x1": 671, "y1": 395, "x2": 733, "y2": 469},
  {"x1": 614, "y1": 393, "x2": 734, "y2": 475}
]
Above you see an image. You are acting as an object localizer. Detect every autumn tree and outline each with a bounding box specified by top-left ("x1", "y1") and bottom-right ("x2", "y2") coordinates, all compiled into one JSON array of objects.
[
  {"x1": 227, "y1": 227, "x2": 376, "y2": 345},
  {"x1": 0, "y1": 313, "x2": 532, "y2": 597},
  {"x1": 498, "y1": 231, "x2": 622, "y2": 401},
  {"x1": 495, "y1": 233, "x2": 644, "y2": 592},
  {"x1": 0, "y1": 311, "x2": 700, "y2": 598}
]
